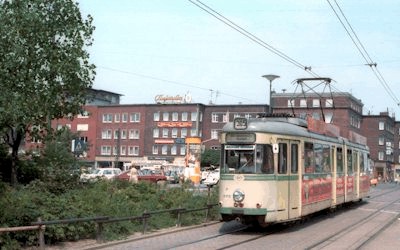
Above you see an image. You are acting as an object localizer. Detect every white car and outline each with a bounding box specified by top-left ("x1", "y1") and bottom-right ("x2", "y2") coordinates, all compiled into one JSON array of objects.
[
  {"x1": 202, "y1": 168, "x2": 220, "y2": 186},
  {"x1": 80, "y1": 168, "x2": 122, "y2": 182}
]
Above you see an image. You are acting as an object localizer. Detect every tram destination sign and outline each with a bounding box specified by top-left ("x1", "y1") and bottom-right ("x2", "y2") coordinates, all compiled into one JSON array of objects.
[{"x1": 226, "y1": 133, "x2": 255, "y2": 143}]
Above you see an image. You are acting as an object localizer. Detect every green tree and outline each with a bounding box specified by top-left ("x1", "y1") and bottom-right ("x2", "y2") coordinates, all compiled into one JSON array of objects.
[
  {"x1": 201, "y1": 148, "x2": 221, "y2": 168},
  {"x1": 0, "y1": 0, "x2": 95, "y2": 186}
]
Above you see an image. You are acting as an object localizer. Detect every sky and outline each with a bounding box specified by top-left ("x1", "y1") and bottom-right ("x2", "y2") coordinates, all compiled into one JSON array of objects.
[{"x1": 77, "y1": 0, "x2": 400, "y2": 117}]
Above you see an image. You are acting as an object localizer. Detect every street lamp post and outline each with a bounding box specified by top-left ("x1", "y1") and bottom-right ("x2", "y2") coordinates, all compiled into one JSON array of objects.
[{"x1": 262, "y1": 74, "x2": 280, "y2": 114}]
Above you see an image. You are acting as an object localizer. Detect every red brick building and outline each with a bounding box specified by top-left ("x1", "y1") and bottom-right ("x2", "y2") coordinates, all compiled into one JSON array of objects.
[
  {"x1": 43, "y1": 91, "x2": 266, "y2": 169},
  {"x1": 361, "y1": 112, "x2": 396, "y2": 181},
  {"x1": 25, "y1": 89, "x2": 400, "y2": 180}
]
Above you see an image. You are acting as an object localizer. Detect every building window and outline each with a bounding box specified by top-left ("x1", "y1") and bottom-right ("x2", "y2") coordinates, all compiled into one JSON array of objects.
[
  {"x1": 222, "y1": 113, "x2": 228, "y2": 123},
  {"x1": 101, "y1": 146, "x2": 111, "y2": 155},
  {"x1": 102, "y1": 114, "x2": 112, "y2": 123},
  {"x1": 120, "y1": 129, "x2": 127, "y2": 139},
  {"x1": 180, "y1": 145, "x2": 186, "y2": 155},
  {"x1": 153, "y1": 128, "x2": 159, "y2": 138},
  {"x1": 172, "y1": 128, "x2": 178, "y2": 138},
  {"x1": 181, "y1": 128, "x2": 187, "y2": 138},
  {"x1": 114, "y1": 113, "x2": 120, "y2": 123},
  {"x1": 120, "y1": 146, "x2": 126, "y2": 155},
  {"x1": 325, "y1": 99, "x2": 333, "y2": 107},
  {"x1": 245, "y1": 113, "x2": 251, "y2": 119},
  {"x1": 288, "y1": 99, "x2": 295, "y2": 107},
  {"x1": 212, "y1": 113, "x2": 218, "y2": 123},
  {"x1": 379, "y1": 136, "x2": 384, "y2": 145},
  {"x1": 162, "y1": 112, "x2": 169, "y2": 121},
  {"x1": 114, "y1": 130, "x2": 119, "y2": 139},
  {"x1": 122, "y1": 113, "x2": 128, "y2": 122},
  {"x1": 182, "y1": 112, "x2": 188, "y2": 121},
  {"x1": 172, "y1": 112, "x2": 178, "y2": 121},
  {"x1": 77, "y1": 124, "x2": 88, "y2": 131},
  {"x1": 171, "y1": 145, "x2": 177, "y2": 155},
  {"x1": 128, "y1": 146, "x2": 139, "y2": 156},
  {"x1": 190, "y1": 128, "x2": 197, "y2": 136},
  {"x1": 350, "y1": 116, "x2": 361, "y2": 128},
  {"x1": 191, "y1": 112, "x2": 197, "y2": 121},
  {"x1": 101, "y1": 129, "x2": 112, "y2": 139},
  {"x1": 211, "y1": 129, "x2": 219, "y2": 140},
  {"x1": 300, "y1": 99, "x2": 307, "y2": 107},
  {"x1": 130, "y1": 113, "x2": 140, "y2": 122},
  {"x1": 379, "y1": 121, "x2": 384, "y2": 130},
  {"x1": 312, "y1": 99, "x2": 320, "y2": 107},
  {"x1": 152, "y1": 145, "x2": 158, "y2": 154},
  {"x1": 162, "y1": 128, "x2": 169, "y2": 138},
  {"x1": 113, "y1": 146, "x2": 119, "y2": 156},
  {"x1": 76, "y1": 124, "x2": 89, "y2": 131},
  {"x1": 129, "y1": 129, "x2": 140, "y2": 139},
  {"x1": 153, "y1": 112, "x2": 160, "y2": 121},
  {"x1": 378, "y1": 151, "x2": 384, "y2": 161},
  {"x1": 162, "y1": 145, "x2": 168, "y2": 155}
]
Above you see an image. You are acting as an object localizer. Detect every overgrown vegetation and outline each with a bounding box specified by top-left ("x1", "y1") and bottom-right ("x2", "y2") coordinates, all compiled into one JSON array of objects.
[
  {"x1": 0, "y1": 124, "x2": 219, "y2": 249},
  {"x1": 0, "y1": 179, "x2": 219, "y2": 249}
]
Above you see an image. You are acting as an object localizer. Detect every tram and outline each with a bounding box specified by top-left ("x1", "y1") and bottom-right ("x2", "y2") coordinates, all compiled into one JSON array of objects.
[{"x1": 218, "y1": 114, "x2": 370, "y2": 226}]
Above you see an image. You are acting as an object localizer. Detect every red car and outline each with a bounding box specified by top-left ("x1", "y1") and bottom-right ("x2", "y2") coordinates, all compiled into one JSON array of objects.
[{"x1": 117, "y1": 169, "x2": 167, "y2": 184}]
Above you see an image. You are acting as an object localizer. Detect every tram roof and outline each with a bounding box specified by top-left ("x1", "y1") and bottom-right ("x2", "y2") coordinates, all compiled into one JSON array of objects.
[{"x1": 222, "y1": 116, "x2": 368, "y2": 150}]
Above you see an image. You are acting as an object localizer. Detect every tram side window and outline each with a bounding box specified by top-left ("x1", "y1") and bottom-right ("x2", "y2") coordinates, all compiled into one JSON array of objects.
[
  {"x1": 360, "y1": 152, "x2": 365, "y2": 173},
  {"x1": 278, "y1": 143, "x2": 287, "y2": 174},
  {"x1": 304, "y1": 142, "x2": 315, "y2": 173},
  {"x1": 337, "y1": 147, "x2": 343, "y2": 173},
  {"x1": 291, "y1": 144, "x2": 298, "y2": 174},
  {"x1": 352, "y1": 151, "x2": 358, "y2": 173},
  {"x1": 322, "y1": 145, "x2": 331, "y2": 173},
  {"x1": 314, "y1": 143, "x2": 323, "y2": 173},
  {"x1": 347, "y1": 149, "x2": 353, "y2": 174},
  {"x1": 262, "y1": 144, "x2": 274, "y2": 174}
]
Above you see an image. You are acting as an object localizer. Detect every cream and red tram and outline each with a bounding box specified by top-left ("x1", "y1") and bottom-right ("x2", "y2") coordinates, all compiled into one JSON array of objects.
[{"x1": 218, "y1": 115, "x2": 370, "y2": 226}]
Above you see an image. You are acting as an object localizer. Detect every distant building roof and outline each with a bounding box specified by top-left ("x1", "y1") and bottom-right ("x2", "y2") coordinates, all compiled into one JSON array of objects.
[{"x1": 86, "y1": 88, "x2": 122, "y2": 106}]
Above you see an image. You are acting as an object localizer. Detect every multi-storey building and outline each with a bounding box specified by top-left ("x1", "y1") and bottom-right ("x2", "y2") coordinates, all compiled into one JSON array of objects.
[
  {"x1": 27, "y1": 88, "x2": 399, "y2": 180},
  {"x1": 47, "y1": 90, "x2": 266, "y2": 169},
  {"x1": 272, "y1": 92, "x2": 364, "y2": 140},
  {"x1": 361, "y1": 112, "x2": 396, "y2": 180}
]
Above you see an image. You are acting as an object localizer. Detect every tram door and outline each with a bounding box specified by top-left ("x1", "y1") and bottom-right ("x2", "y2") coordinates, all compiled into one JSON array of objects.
[
  {"x1": 289, "y1": 141, "x2": 300, "y2": 219},
  {"x1": 277, "y1": 140, "x2": 300, "y2": 220}
]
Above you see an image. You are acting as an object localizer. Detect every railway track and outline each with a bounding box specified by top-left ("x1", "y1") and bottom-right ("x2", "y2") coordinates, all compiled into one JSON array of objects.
[
  {"x1": 304, "y1": 189, "x2": 400, "y2": 249},
  {"x1": 82, "y1": 185, "x2": 400, "y2": 250}
]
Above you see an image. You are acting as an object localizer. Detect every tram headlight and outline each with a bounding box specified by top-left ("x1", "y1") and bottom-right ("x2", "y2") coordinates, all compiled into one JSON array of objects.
[{"x1": 232, "y1": 189, "x2": 245, "y2": 202}]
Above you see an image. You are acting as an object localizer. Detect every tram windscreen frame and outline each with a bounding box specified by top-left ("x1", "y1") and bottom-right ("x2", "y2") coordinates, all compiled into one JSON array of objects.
[{"x1": 222, "y1": 144, "x2": 274, "y2": 174}]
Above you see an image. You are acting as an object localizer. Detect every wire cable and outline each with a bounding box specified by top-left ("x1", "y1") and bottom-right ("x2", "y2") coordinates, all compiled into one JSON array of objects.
[
  {"x1": 327, "y1": 0, "x2": 400, "y2": 106},
  {"x1": 188, "y1": 0, "x2": 319, "y2": 77},
  {"x1": 98, "y1": 66, "x2": 258, "y2": 103}
]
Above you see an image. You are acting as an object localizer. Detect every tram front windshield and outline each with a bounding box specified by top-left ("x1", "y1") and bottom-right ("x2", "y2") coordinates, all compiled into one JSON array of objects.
[{"x1": 222, "y1": 144, "x2": 274, "y2": 174}]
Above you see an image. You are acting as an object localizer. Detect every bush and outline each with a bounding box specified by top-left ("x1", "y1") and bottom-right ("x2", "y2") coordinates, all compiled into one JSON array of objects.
[{"x1": 0, "y1": 180, "x2": 219, "y2": 248}]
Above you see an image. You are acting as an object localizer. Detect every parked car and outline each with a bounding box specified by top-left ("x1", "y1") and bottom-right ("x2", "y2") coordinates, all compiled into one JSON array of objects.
[
  {"x1": 80, "y1": 168, "x2": 122, "y2": 182},
  {"x1": 370, "y1": 177, "x2": 378, "y2": 186},
  {"x1": 165, "y1": 170, "x2": 179, "y2": 184},
  {"x1": 117, "y1": 169, "x2": 167, "y2": 184},
  {"x1": 202, "y1": 168, "x2": 220, "y2": 186}
]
